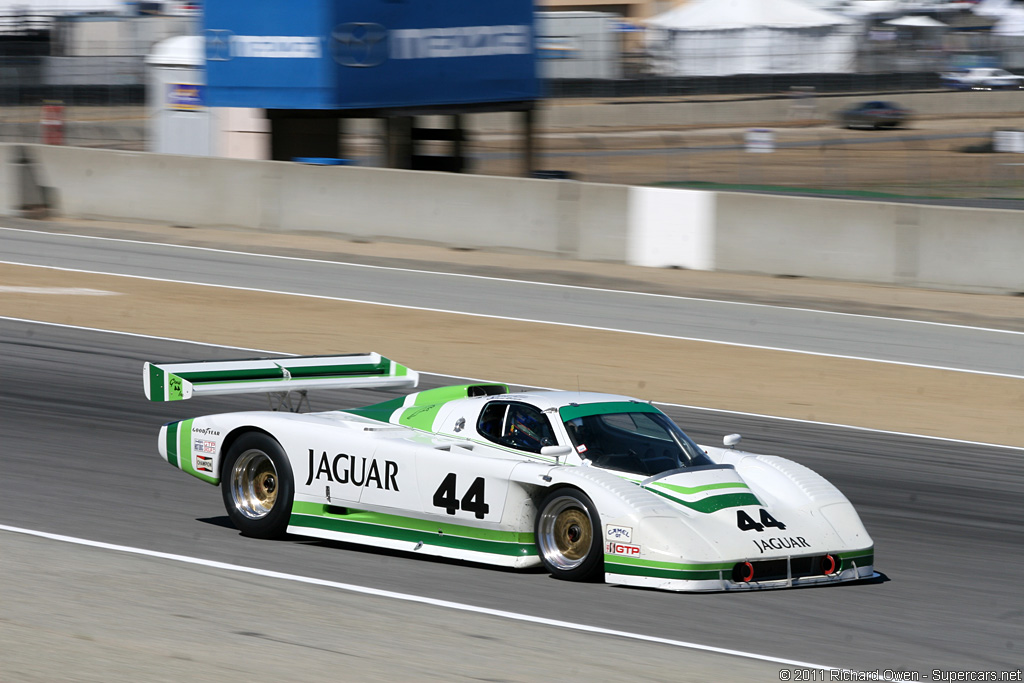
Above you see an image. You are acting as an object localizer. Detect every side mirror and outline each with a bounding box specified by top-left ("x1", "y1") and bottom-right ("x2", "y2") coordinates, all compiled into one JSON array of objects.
[
  {"x1": 723, "y1": 433, "x2": 742, "y2": 449},
  {"x1": 540, "y1": 445, "x2": 573, "y2": 457}
]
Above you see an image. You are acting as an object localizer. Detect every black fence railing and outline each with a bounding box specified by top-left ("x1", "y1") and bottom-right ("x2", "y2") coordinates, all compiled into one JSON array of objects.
[{"x1": 543, "y1": 72, "x2": 947, "y2": 99}]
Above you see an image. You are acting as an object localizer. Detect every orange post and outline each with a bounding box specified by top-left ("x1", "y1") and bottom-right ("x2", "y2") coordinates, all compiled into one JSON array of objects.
[{"x1": 40, "y1": 103, "x2": 65, "y2": 145}]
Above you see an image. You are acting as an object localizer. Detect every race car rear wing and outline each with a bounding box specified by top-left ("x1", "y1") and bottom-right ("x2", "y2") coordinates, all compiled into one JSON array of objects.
[{"x1": 144, "y1": 352, "x2": 418, "y2": 402}]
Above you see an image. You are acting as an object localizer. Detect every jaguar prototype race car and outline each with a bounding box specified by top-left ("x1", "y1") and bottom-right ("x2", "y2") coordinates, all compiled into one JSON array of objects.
[{"x1": 144, "y1": 353, "x2": 875, "y2": 592}]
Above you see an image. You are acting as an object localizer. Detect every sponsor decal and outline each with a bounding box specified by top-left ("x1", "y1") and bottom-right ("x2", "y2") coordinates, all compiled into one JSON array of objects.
[
  {"x1": 204, "y1": 30, "x2": 321, "y2": 61},
  {"x1": 192, "y1": 427, "x2": 220, "y2": 437},
  {"x1": 390, "y1": 25, "x2": 531, "y2": 60},
  {"x1": 167, "y1": 83, "x2": 203, "y2": 111},
  {"x1": 537, "y1": 35, "x2": 579, "y2": 60},
  {"x1": 231, "y1": 35, "x2": 320, "y2": 59},
  {"x1": 606, "y1": 542, "x2": 641, "y2": 556},
  {"x1": 168, "y1": 374, "x2": 184, "y2": 400},
  {"x1": 193, "y1": 439, "x2": 216, "y2": 455},
  {"x1": 328, "y1": 23, "x2": 532, "y2": 67},
  {"x1": 195, "y1": 455, "x2": 213, "y2": 473},
  {"x1": 605, "y1": 525, "x2": 632, "y2": 543},
  {"x1": 304, "y1": 450, "x2": 399, "y2": 491},
  {"x1": 576, "y1": 444, "x2": 587, "y2": 454},
  {"x1": 753, "y1": 536, "x2": 811, "y2": 554}
]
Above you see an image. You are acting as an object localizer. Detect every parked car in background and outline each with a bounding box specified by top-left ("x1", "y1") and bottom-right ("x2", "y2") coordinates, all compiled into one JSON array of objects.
[
  {"x1": 940, "y1": 68, "x2": 1024, "y2": 90},
  {"x1": 838, "y1": 101, "x2": 912, "y2": 129}
]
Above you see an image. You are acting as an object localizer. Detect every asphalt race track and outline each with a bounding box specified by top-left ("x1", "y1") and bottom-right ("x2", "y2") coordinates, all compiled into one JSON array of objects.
[
  {"x1": 0, "y1": 318, "x2": 1020, "y2": 678},
  {"x1": 2, "y1": 227, "x2": 1022, "y2": 377}
]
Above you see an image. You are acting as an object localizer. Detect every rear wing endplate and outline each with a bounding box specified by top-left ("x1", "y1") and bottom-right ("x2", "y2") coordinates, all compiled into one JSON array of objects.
[{"x1": 144, "y1": 352, "x2": 418, "y2": 402}]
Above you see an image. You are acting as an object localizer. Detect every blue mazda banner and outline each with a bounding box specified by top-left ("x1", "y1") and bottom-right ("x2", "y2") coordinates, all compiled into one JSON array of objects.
[{"x1": 204, "y1": 0, "x2": 539, "y2": 109}]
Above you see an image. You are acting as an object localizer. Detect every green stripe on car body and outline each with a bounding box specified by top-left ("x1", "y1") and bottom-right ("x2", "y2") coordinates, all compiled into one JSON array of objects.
[
  {"x1": 165, "y1": 421, "x2": 179, "y2": 467},
  {"x1": 343, "y1": 384, "x2": 512, "y2": 428},
  {"x1": 289, "y1": 502, "x2": 536, "y2": 557},
  {"x1": 604, "y1": 559, "x2": 726, "y2": 581},
  {"x1": 341, "y1": 396, "x2": 407, "y2": 423},
  {"x1": 838, "y1": 548, "x2": 874, "y2": 567},
  {"x1": 397, "y1": 403, "x2": 444, "y2": 430},
  {"x1": 165, "y1": 419, "x2": 220, "y2": 484},
  {"x1": 178, "y1": 419, "x2": 192, "y2": 473},
  {"x1": 178, "y1": 418, "x2": 218, "y2": 485},
  {"x1": 558, "y1": 401, "x2": 661, "y2": 421},
  {"x1": 604, "y1": 555, "x2": 735, "y2": 571},
  {"x1": 410, "y1": 385, "x2": 470, "y2": 406},
  {"x1": 645, "y1": 487, "x2": 761, "y2": 513},
  {"x1": 175, "y1": 362, "x2": 388, "y2": 383},
  {"x1": 648, "y1": 480, "x2": 752, "y2": 495}
]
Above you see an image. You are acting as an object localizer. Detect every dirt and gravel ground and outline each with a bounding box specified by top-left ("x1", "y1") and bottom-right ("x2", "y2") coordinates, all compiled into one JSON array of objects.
[{"x1": 471, "y1": 114, "x2": 1024, "y2": 193}]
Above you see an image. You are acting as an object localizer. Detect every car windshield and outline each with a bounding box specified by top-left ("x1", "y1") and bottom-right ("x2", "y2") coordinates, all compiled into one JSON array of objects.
[{"x1": 560, "y1": 403, "x2": 714, "y2": 476}]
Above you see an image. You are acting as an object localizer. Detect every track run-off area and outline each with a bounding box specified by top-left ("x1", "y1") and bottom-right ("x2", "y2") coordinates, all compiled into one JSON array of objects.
[{"x1": 0, "y1": 220, "x2": 1021, "y2": 681}]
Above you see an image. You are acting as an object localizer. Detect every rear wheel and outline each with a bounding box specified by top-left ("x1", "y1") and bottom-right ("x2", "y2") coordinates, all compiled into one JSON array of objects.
[
  {"x1": 535, "y1": 488, "x2": 602, "y2": 581},
  {"x1": 220, "y1": 432, "x2": 293, "y2": 539}
]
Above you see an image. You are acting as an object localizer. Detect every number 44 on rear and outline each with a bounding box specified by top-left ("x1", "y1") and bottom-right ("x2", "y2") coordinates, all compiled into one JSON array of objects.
[{"x1": 146, "y1": 352, "x2": 875, "y2": 591}]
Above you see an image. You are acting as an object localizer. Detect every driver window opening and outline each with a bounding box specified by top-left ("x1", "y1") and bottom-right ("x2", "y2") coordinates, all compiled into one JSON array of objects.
[{"x1": 477, "y1": 402, "x2": 556, "y2": 454}]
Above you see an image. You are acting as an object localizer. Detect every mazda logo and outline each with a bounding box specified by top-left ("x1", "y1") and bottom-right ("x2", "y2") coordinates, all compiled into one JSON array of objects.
[
  {"x1": 331, "y1": 22, "x2": 388, "y2": 67},
  {"x1": 205, "y1": 29, "x2": 233, "y2": 61}
]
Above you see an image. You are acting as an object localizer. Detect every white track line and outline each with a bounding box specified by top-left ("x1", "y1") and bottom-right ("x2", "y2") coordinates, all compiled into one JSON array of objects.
[
  {"x1": 1, "y1": 261, "x2": 1021, "y2": 380},
  {"x1": 3, "y1": 315, "x2": 1021, "y2": 452},
  {"x1": 3, "y1": 225, "x2": 1021, "y2": 336},
  {"x1": 0, "y1": 524, "x2": 895, "y2": 681}
]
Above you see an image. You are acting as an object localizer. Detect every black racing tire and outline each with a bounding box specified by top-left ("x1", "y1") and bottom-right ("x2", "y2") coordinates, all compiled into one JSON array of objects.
[
  {"x1": 535, "y1": 487, "x2": 603, "y2": 582},
  {"x1": 220, "y1": 432, "x2": 294, "y2": 539}
]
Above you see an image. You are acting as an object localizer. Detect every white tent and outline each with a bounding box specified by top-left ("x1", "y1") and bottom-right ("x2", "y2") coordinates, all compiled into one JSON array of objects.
[
  {"x1": 841, "y1": 0, "x2": 899, "y2": 18},
  {"x1": 884, "y1": 15, "x2": 949, "y2": 28},
  {"x1": 646, "y1": 0, "x2": 858, "y2": 76},
  {"x1": 972, "y1": 0, "x2": 1014, "y2": 18},
  {"x1": 993, "y1": 6, "x2": 1024, "y2": 35}
]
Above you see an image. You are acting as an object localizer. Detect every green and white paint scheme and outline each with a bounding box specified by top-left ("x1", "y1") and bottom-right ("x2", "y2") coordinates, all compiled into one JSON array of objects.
[
  {"x1": 144, "y1": 352, "x2": 416, "y2": 402},
  {"x1": 150, "y1": 353, "x2": 875, "y2": 592}
]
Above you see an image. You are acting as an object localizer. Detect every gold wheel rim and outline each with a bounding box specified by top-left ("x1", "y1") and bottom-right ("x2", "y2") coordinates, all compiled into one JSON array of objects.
[
  {"x1": 231, "y1": 449, "x2": 279, "y2": 520},
  {"x1": 538, "y1": 494, "x2": 595, "y2": 571},
  {"x1": 553, "y1": 508, "x2": 592, "y2": 561}
]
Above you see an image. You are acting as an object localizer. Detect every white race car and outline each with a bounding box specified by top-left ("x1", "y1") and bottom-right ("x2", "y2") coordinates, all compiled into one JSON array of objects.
[{"x1": 145, "y1": 353, "x2": 875, "y2": 592}]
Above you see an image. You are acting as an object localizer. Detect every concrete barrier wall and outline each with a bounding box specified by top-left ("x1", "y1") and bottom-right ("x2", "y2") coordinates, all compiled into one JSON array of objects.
[
  {"x1": 9, "y1": 144, "x2": 638, "y2": 260},
  {"x1": 913, "y1": 204, "x2": 1024, "y2": 291},
  {"x1": 277, "y1": 164, "x2": 568, "y2": 253},
  {"x1": 6, "y1": 143, "x2": 1023, "y2": 293},
  {"x1": 29, "y1": 145, "x2": 272, "y2": 229}
]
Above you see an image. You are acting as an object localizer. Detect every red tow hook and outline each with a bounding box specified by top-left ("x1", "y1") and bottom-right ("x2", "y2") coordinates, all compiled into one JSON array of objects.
[{"x1": 732, "y1": 561, "x2": 755, "y2": 583}]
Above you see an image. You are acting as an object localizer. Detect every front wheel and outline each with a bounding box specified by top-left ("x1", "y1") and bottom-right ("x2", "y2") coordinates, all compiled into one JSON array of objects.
[
  {"x1": 220, "y1": 432, "x2": 294, "y2": 539},
  {"x1": 535, "y1": 488, "x2": 603, "y2": 581}
]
